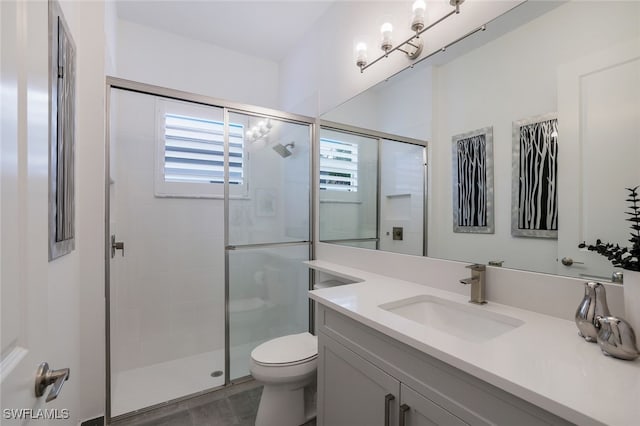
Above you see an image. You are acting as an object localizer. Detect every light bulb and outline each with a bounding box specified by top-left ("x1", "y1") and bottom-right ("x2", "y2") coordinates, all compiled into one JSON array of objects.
[
  {"x1": 412, "y1": 0, "x2": 426, "y2": 32},
  {"x1": 380, "y1": 22, "x2": 393, "y2": 52},
  {"x1": 380, "y1": 22, "x2": 393, "y2": 39},
  {"x1": 356, "y1": 42, "x2": 368, "y2": 68}
]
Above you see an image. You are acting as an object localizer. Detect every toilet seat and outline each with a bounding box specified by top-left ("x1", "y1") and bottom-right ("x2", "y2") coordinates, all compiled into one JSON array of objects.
[{"x1": 251, "y1": 332, "x2": 317, "y2": 366}]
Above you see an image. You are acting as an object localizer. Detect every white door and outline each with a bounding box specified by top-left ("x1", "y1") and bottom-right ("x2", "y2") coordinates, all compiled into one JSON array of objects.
[
  {"x1": 557, "y1": 37, "x2": 640, "y2": 281},
  {"x1": 1, "y1": 0, "x2": 69, "y2": 424}
]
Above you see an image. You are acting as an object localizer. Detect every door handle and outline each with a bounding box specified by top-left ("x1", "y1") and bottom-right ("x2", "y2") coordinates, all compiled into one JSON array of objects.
[
  {"x1": 384, "y1": 393, "x2": 395, "y2": 426},
  {"x1": 399, "y1": 403, "x2": 410, "y2": 426},
  {"x1": 111, "y1": 235, "x2": 125, "y2": 258},
  {"x1": 561, "y1": 257, "x2": 584, "y2": 266},
  {"x1": 35, "y1": 362, "x2": 70, "y2": 402}
]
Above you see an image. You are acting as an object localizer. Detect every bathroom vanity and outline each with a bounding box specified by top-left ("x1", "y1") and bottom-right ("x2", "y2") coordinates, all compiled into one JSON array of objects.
[{"x1": 308, "y1": 261, "x2": 640, "y2": 426}]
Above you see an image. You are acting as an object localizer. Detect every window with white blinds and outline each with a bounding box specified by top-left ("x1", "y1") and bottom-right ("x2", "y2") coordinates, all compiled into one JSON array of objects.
[
  {"x1": 163, "y1": 113, "x2": 244, "y2": 185},
  {"x1": 155, "y1": 99, "x2": 247, "y2": 198},
  {"x1": 319, "y1": 138, "x2": 358, "y2": 192}
]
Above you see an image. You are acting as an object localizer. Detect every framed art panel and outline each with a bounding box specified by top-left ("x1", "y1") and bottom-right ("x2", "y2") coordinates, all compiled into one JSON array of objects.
[
  {"x1": 49, "y1": 0, "x2": 76, "y2": 260},
  {"x1": 511, "y1": 113, "x2": 558, "y2": 238},
  {"x1": 452, "y1": 126, "x2": 494, "y2": 234}
]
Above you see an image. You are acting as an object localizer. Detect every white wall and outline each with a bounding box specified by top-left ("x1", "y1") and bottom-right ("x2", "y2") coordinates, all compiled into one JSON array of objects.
[
  {"x1": 429, "y1": 0, "x2": 640, "y2": 274},
  {"x1": 116, "y1": 19, "x2": 280, "y2": 110},
  {"x1": 280, "y1": 1, "x2": 522, "y2": 117},
  {"x1": 57, "y1": 0, "x2": 108, "y2": 422},
  {"x1": 322, "y1": 64, "x2": 432, "y2": 141}
]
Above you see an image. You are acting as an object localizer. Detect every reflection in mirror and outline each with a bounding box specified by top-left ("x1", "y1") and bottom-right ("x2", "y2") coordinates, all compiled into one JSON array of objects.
[
  {"x1": 319, "y1": 124, "x2": 427, "y2": 255},
  {"x1": 319, "y1": 1, "x2": 640, "y2": 281},
  {"x1": 319, "y1": 127, "x2": 378, "y2": 247}
]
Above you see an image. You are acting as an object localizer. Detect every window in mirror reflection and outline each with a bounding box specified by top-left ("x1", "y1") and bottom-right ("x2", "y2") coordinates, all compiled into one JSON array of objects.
[
  {"x1": 319, "y1": 128, "x2": 378, "y2": 244},
  {"x1": 319, "y1": 138, "x2": 359, "y2": 192}
]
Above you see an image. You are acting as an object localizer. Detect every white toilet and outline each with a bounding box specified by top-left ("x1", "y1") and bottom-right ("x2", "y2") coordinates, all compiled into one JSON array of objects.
[{"x1": 250, "y1": 332, "x2": 318, "y2": 426}]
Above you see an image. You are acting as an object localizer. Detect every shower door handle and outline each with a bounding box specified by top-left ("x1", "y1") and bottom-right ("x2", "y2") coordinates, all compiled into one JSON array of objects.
[{"x1": 111, "y1": 235, "x2": 125, "y2": 258}]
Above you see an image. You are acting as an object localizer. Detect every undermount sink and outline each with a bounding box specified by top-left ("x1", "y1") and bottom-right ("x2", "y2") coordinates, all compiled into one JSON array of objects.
[{"x1": 379, "y1": 295, "x2": 524, "y2": 342}]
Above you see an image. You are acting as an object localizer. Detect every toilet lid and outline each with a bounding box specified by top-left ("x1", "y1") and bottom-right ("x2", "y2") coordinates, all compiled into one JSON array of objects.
[{"x1": 251, "y1": 332, "x2": 317, "y2": 365}]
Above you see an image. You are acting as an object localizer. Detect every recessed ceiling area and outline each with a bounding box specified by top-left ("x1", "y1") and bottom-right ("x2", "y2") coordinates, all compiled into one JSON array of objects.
[{"x1": 116, "y1": 1, "x2": 335, "y2": 62}]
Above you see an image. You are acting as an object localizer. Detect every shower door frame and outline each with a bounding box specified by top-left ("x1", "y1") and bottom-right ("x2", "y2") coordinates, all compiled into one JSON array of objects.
[{"x1": 104, "y1": 77, "x2": 316, "y2": 423}]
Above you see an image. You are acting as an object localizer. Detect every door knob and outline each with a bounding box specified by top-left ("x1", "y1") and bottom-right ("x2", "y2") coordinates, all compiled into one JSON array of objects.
[
  {"x1": 35, "y1": 362, "x2": 70, "y2": 402},
  {"x1": 561, "y1": 257, "x2": 584, "y2": 266}
]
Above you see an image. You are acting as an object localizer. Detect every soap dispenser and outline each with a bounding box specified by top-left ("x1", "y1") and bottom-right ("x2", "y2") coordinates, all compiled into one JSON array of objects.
[{"x1": 575, "y1": 282, "x2": 610, "y2": 342}]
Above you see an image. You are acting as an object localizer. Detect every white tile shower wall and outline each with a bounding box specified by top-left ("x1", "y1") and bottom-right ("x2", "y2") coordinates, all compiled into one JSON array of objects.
[
  {"x1": 379, "y1": 141, "x2": 425, "y2": 256},
  {"x1": 110, "y1": 90, "x2": 305, "y2": 375},
  {"x1": 111, "y1": 90, "x2": 225, "y2": 373},
  {"x1": 316, "y1": 243, "x2": 624, "y2": 321},
  {"x1": 429, "y1": 1, "x2": 640, "y2": 274},
  {"x1": 228, "y1": 117, "x2": 310, "y2": 246}
]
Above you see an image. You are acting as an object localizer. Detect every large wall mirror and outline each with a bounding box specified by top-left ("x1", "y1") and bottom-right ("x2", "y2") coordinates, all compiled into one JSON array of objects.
[{"x1": 320, "y1": 0, "x2": 640, "y2": 282}]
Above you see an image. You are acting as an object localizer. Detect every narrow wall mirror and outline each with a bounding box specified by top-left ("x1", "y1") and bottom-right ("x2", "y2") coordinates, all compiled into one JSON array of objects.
[{"x1": 319, "y1": 0, "x2": 640, "y2": 281}]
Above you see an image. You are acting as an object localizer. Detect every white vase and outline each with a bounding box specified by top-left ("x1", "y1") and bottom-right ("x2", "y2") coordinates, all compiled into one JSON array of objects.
[{"x1": 623, "y1": 270, "x2": 640, "y2": 336}]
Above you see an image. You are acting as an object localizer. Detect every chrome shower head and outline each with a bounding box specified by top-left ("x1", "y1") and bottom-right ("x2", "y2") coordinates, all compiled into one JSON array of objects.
[{"x1": 273, "y1": 142, "x2": 295, "y2": 158}]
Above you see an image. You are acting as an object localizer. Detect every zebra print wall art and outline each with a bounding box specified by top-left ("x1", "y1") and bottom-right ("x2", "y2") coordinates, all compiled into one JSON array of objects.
[
  {"x1": 511, "y1": 113, "x2": 558, "y2": 238},
  {"x1": 452, "y1": 127, "x2": 494, "y2": 234}
]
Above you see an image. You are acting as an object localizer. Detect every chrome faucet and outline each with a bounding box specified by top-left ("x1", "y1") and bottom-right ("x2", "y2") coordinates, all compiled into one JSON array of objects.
[{"x1": 460, "y1": 264, "x2": 487, "y2": 304}]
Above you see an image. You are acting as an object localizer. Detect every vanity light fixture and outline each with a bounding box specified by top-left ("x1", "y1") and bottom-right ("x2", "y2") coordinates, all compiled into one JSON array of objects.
[
  {"x1": 356, "y1": 0, "x2": 465, "y2": 73},
  {"x1": 245, "y1": 118, "x2": 273, "y2": 142}
]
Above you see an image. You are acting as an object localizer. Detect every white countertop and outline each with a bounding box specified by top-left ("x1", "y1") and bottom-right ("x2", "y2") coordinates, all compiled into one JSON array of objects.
[{"x1": 307, "y1": 260, "x2": 640, "y2": 426}]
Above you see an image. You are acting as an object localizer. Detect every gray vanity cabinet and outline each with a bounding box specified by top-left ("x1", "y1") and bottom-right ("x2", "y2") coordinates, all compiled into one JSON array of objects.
[
  {"x1": 320, "y1": 334, "x2": 400, "y2": 426},
  {"x1": 315, "y1": 304, "x2": 573, "y2": 426},
  {"x1": 319, "y1": 334, "x2": 465, "y2": 426}
]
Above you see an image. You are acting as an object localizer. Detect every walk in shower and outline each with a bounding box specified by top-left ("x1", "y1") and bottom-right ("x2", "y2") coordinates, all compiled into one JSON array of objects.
[{"x1": 106, "y1": 80, "x2": 312, "y2": 419}]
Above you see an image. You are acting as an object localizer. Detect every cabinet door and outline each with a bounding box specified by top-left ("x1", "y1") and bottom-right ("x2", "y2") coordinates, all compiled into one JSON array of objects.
[
  {"x1": 400, "y1": 384, "x2": 468, "y2": 426},
  {"x1": 318, "y1": 333, "x2": 400, "y2": 426}
]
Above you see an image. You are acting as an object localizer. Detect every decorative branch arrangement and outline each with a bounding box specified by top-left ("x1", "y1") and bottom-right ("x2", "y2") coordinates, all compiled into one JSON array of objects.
[{"x1": 579, "y1": 186, "x2": 640, "y2": 271}]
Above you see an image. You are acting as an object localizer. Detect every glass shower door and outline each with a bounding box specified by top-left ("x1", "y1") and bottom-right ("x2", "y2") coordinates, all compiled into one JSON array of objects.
[
  {"x1": 226, "y1": 111, "x2": 311, "y2": 380},
  {"x1": 109, "y1": 89, "x2": 227, "y2": 417}
]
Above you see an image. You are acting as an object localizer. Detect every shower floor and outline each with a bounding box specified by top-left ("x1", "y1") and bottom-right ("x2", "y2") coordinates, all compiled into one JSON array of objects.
[
  {"x1": 111, "y1": 340, "x2": 267, "y2": 418},
  {"x1": 112, "y1": 349, "x2": 226, "y2": 417}
]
